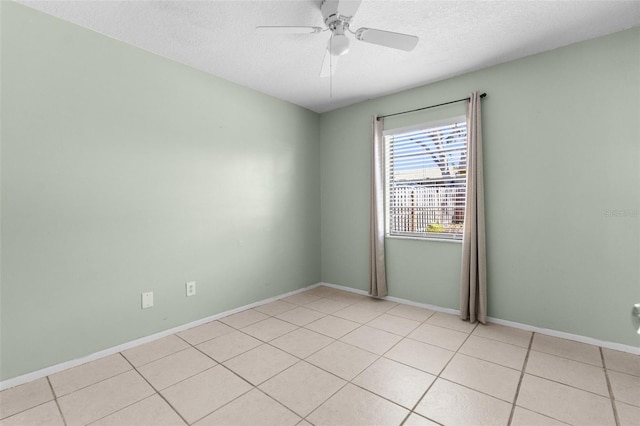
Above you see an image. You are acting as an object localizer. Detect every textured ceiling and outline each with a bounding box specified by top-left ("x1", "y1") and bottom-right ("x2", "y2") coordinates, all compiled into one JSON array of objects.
[{"x1": 18, "y1": 0, "x2": 640, "y2": 113}]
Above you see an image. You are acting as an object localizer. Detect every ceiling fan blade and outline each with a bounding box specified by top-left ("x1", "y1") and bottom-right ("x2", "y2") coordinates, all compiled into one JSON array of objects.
[
  {"x1": 320, "y1": 48, "x2": 339, "y2": 78},
  {"x1": 336, "y1": 0, "x2": 363, "y2": 18},
  {"x1": 256, "y1": 26, "x2": 323, "y2": 34},
  {"x1": 355, "y1": 28, "x2": 419, "y2": 51}
]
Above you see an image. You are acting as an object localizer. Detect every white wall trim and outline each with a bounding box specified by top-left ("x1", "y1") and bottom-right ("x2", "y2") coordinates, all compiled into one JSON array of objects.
[
  {"x1": 320, "y1": 282, "x2": 640, "y2": 355},
  {"x1": 0, "y1": 283, "x2": 321, "y2": 391},
  {"x1": 318, "y1": 282, "x2": 461, "y2": 316},
  {"x1": 3, "y1": 280, "x2": 638, "y2": 390},
  {"x1": 317, "y1": 282, "x2": 369, "y2": 295},
  {"x1": 484, "y1": 316, "x2": 640, "y2": 355}
]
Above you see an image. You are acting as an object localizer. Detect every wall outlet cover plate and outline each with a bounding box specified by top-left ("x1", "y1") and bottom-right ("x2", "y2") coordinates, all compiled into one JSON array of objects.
[
  {"x1": 142, "y1": 292, "x2": 154, "y2": 309},
  {"x1": 186, "y1": 281, "x2": 196, "y2": 297}
]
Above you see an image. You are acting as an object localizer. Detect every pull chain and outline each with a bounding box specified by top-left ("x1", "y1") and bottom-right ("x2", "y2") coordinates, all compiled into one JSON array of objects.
[{"x1": 329, "y1": 33, "x2": 333, "y2": 99}]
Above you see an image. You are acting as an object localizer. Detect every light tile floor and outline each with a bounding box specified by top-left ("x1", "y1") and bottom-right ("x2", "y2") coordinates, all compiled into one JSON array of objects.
[{"x1": 2, "y1": 286, "x2": 639, "y2": 426}]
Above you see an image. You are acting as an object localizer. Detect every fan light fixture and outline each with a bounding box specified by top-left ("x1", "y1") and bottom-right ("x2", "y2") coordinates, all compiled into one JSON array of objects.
[{"x1": 329, "y1": 34, "x2": 350, "y2": 56}]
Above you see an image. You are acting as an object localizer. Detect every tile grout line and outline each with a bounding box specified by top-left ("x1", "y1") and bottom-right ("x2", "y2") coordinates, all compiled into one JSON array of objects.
[
  {"x1": 522, "y1": 372, "x2": 614, "y2": 399},
  {"x1": 120, "y1": 353, "x2": 192, "y2": 426},
  {"x1": 135, "y1": 346, "x2": 201, "y2": 374},
  {"x1": 183, "y1": 368, "x2": 254, "y2": 425},
  {"x1": 601, "y1": 347, "x2": 621, "y2": 426},
  {"x1": 468, "y1": 332, "x2": 531, "y2": 351},
  {"x1": 46, "y1": 376, "x2": 68, "y2": 426},
  {"x1": 513, "y1": 339, "x2": 626, "y2": 399},
  {"x1": 186, "y1": 302, "x2": 339, "y2": 389},
  {"x1": 42, "y1": 368, "x2": 141, "y2": 425},
  {"x1": 125, "y1": 340, "x2": 193, "y2": 370},
  {"x1": 456, "y1": 350, "x2": 523, "y2": 373},
  {"x1": 137, "y1": 334, "x2": 244, "y2": 393},
  {"x1": 507, "y1": 331, "x2": 535, "y2": 426},
  {"x1": 173, "y1": 331, "x2": 294, "y2": 424},
  {"x1": 83, "y1": 394, "x2": 158, "y2": 426},
  {"x1": 528, "y1": 347, "x2": 605, "y2": 368},
  {"x1": 255, "y1": 342, "x2": 352, "y2": 425},
  {"x1": 0, "y1": 378, "x2": 67, "y2": 423},
  {"x1": 180, "y1": 326, "x2": 266, "y2": 363},
  {"x1": 401, "y1": 316, "x2": 477, "y2": 425},
  {"x1": 300, "y1": 372, "x2": 351, "y2": 423},
  {"x1": 0, "y1": 400, "x2": 56, "y2": 423},
  {"x1": 184, "y1": 369, "x2": 302, "y2": 425},
  {"x1": 507, "y1": 342, "x2": 624, "y2": 399},
  {"x1": 253, "y1": 385, "x2": 312, "y2": 424},
  {"x1": 185, "y1": 297, "x2": 390, "y2": 365},
  {"x1": 41, "y1": 354, "x2": 135, "y2": 399},
  {"x1": 195, "y1": 297, "x2": 361, "y2": 425},
  {"x1": 277, "y1": 303, "x2": 376, "y2": 421},
  {"x1": 301, "y1": 316, "x2": 403, "y2": 422},
  {"x1": 299, "y1": 298, "x2": 428, "y2": 424},
  {"x1": 298, "y1": 302, "x2": 397, "y2": 423},
  {"x1": 182, "y1": 308, "x2": 355, "y2": 425},
  {"x1": 339, "y1": 305, "x2": 426, "y2": 364}
]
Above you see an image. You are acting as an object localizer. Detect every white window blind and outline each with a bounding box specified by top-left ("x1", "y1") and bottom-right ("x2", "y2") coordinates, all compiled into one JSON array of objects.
[{"x1": 384, "y1": 117, "x2": 467, "y2": 240}]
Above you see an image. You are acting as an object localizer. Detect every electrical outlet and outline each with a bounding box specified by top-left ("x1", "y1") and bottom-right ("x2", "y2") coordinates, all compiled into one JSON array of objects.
[
  {"x1": 141, "y1": 292, "x2": 153, "y2": 309},
  {"x1": 186, "y1": 281, "x2": 196, "y2": 297}
]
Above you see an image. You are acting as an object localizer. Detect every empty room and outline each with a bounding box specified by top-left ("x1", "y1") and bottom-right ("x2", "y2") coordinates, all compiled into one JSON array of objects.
[{"x1": 1, "y1": 1, "x2": 639, "y2": 425}]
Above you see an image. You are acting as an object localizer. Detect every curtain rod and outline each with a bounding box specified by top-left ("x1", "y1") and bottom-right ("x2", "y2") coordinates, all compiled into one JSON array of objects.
[{"x1": 377, "y1": 92, "x2": 487, "y2": 121}]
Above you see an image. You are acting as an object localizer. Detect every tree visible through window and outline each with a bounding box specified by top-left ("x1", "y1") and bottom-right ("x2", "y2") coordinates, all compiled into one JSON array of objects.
[{"x1": 384, "y1": 116, "x2": 467, "y2": 240}]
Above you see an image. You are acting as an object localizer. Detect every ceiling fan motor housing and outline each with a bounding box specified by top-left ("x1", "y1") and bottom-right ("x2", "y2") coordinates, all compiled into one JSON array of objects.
[
  {"x1": 322, "y1": 0, "x2": 356, "y2": 56},
  {"x1": 321, "y1": 0, "x2": 354, "y2": 28}
]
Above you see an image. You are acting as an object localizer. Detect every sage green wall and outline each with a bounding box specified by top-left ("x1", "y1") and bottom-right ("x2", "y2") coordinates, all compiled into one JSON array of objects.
[
  {"x1": 2, "y1": 2, "x2": 638, "y2": 383},
  {"x1": 1, "y1": 2, "x2": 320, "y2": 380},
  {"x1": 321, "y1": 28, "x2": 640, "y2": 347}
]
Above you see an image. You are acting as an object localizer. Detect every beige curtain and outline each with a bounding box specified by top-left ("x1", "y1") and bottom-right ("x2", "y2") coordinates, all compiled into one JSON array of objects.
[
  {"x1": 370, "y1": 115, "x2": 387, "y2": 297},
  {"x1": 460, "y1": 92, "x2": 487, "y2": 323}
]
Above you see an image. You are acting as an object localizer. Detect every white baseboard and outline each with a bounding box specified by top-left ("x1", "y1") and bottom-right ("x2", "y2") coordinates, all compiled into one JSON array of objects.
[
  {"x1": 318, "y1": 282, "x2": 461, "y2": 315},
  {"x1": 320, "y1": 282, "x2": 640, "y2": 355},
  {"x1": 0, "y1": 283, "x2": 321, "y2": 391},
  {"x1": 3, "y1": 281, "x2": 638, "y2": 390},
  {"x1": 484, "y1": 316, "x2": 640, "y2": 355}
]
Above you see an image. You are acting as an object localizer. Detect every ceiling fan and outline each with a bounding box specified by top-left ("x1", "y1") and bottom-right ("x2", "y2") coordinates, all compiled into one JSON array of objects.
[{"x1": 256, "y1": 0, "x2": 419, "y2": 77}]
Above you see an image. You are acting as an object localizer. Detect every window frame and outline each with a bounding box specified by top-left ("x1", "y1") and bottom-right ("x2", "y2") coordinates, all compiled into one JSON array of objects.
[{"x1": 383, "y1": 115, "x2": 467, "y2": 243}]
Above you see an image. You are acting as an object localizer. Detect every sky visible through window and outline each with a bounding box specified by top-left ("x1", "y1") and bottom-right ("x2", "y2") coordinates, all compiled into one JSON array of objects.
[{"x1": 389, "y1": 122, "x2": 467, "y2": 177}]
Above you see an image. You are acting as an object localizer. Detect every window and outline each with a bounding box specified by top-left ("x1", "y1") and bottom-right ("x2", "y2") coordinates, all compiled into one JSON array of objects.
[{"x1": 384, "y1": 116, "x2": 467, "y2": 240}]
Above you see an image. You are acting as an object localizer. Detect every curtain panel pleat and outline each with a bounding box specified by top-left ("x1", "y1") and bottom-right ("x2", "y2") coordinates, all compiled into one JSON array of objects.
[
  {"x1": 370, "y1": 115, "x2": 388, "y2": 297},
  {"x1": 460, "y1": 92, "x2": 487, "y2": 323}
]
